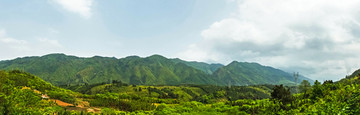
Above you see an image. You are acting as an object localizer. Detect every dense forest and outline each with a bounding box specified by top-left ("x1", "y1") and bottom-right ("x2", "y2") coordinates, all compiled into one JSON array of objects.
[
  {"x1": 0, "y1": 54, "x2": 312, "y2": 86},
  {"x1": 1, "y1": 69, "x2": 360, "y2": 114}
]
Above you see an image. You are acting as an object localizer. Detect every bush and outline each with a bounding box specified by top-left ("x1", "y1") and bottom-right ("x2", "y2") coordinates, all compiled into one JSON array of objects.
[{"x1": 47, "y1": 90, "x2": 76, "y2": 103}]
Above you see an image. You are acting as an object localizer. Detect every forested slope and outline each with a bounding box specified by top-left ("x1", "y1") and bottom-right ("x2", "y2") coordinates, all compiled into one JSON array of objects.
[{"x1": 0, "y1": 53, "x2": 312, "y2": 86}]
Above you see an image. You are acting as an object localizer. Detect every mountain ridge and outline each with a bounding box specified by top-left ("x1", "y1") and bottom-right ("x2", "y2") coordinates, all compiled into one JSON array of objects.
[{"x1": 0, "y1": 53, "x2": 313, "y2": 86}]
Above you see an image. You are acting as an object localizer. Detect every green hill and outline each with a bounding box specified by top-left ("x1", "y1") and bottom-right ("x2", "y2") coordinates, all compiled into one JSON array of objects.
[
  {"x1": 0, "y1": 70, "x2": 79, "y2": 114},
  {"x1": 213, "y1": 61, "x2": 313, "y2": 85},
  {"x1": 0, "y1": 53, "x2": 312, "y2": 86}
]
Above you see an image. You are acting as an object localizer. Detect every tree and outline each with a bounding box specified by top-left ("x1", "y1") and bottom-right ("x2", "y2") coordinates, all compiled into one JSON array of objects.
[
  {"x1": 299, "y1": 80, "x2": 311, "y2": 97},
  {"x1": 271, "y1": 85, "x2": 295, "y2": 110},
  {"x1": 310, "y1": 80, "x2": 323, "y2": 100},
  {"x1": 323, "y1": 80, "x2": 333, "y2": 85}
]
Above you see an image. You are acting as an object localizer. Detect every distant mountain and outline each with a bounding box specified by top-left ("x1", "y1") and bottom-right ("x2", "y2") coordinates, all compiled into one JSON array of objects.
[
  {"x1": 171, "y1": 58, "x2": 224, "y2": 74},
  {"x1": 0, "y1": 53, "x2": 313, "y2": 86},
  {"x1": 212, "y1": 61, "x2": 313, "y2": 85}
]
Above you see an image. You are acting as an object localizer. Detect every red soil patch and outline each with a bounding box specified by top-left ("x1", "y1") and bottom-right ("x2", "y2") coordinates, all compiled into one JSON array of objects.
[
  {"x1": 51, "y1": 99, "x2": 101, "y2": 113},
  {"x1": 51, "y1": 99, "x2": 74, "y2": 107}
]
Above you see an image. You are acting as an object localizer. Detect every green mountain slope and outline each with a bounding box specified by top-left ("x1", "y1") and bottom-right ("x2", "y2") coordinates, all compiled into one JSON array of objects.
[
  {"x1": 116, "y1": 54, "x2": 216, "y2": 85},
  {"x1": 171, "y1": 58, "x2": 224, "y2": 74},
  {"x1": 0, "y1": 54, "x2": 216, "y2": 86},
  {"x1": 213, "y1": 61, "x2": 313, "y2": 85},
  {"x1": 0, "y1": 53, "x2": 312, "y2": 86},
  {"x1": 0, "y1": 70, "x2": 79, "y2": 114}
]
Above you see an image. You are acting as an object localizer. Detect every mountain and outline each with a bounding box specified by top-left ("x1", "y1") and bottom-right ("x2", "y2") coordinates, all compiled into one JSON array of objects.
[
  {"x1": 212, "y1": 61, "x2": 313, "y2": 85},
  {"x1": 171, "y1": 58, "x2": 224, "y2": 74},
  {"x1": 0, "y1": 53, "x2": 312, "y2": 86},
  {"x1": 115, "y1": 54, "x2": 216, "y2": 85},
  {"x1": 0, "y1": 54, "x2": 215, "y2": 86}
]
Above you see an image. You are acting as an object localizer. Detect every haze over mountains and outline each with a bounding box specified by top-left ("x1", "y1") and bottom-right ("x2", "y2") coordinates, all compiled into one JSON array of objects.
[{"x1": 0, "y1": 53, "x2": 313, "y2": 86}]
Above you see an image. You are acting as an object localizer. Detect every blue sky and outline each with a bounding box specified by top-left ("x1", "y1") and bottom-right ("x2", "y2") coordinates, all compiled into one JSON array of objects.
[
  {"x1": 0, "y1": 0, "x2": 235, "y2": 58},
  {"x1": 1, "y1": 0, "x2": 360, "y2": 81}
]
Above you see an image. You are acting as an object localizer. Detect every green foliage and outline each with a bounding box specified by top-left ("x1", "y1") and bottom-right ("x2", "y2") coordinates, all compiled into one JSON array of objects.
[
  {"x1": 310, "y1": 80, "x2": 323, "y2": 100},
  {"x1": 271, "y1": 85, "x2": 295, "y2": 110},
  {"x1": 0, "y1": 70, "x2": 66, "y2": 114},
  {"x1": 88, "y1": 92, "x2": 156, "y2": 112},
  {"x1": 299, "y1": 80, "x2": 311, "y2": 94},
  {"x1": 84, "y1": 72, "x2": 360, "y2": 114},
  {"x1": 60, "y1": 81, "x2": 129, "y2": 94},
  {"x1": 101, "y1": 107, "x2": 117, "y2": 114},
  {"x1": 3, "y1": 68, "x2": 360, "y2": 114},
  {"x1": 47, "y1": 90, "x2": 76, "y2": 103},
  {"x1": 154, "y1": 101, "x2": 246, "y2": 115}
]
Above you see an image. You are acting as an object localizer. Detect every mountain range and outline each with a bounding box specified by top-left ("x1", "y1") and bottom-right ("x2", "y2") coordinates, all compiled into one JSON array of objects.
[{"x1": 0, "y1": 53, "x2": 313, "y2": 86}]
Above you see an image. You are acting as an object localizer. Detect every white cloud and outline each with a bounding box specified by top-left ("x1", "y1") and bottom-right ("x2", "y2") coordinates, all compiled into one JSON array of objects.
[
  {"x1": 38, "y1": 38, "x2": 63, "y2": 48},
  {"x1": 0, "y1": 29, "x2": 64, "y2": 60},
  {"x1": 0, "y1": 29, "x2": 30, "y2": 51},
  {"x1": 179, "y1": 0, "x2": 360, "y2": 81},
  {"x1": 53, "y1": 0, "x2": 93, "y2": 18}
]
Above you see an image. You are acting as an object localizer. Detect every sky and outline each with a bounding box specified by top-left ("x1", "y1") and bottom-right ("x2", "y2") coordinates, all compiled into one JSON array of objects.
[{"x1": 1, "y1": 0, "x2": 360, "y2": 81}]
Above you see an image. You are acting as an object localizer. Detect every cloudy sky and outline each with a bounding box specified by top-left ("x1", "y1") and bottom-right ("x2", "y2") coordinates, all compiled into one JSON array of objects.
[{"x1": 1, "y1": 0, "x2": 360, "y2": 81}]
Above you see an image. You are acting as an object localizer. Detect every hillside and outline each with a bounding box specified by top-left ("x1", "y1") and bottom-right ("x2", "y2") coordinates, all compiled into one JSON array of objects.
[
  {"x1": 62, "y1": 82, "x2": 274, "y2": 100},
  {"x1": 213, "y1": 61, "x2": 313, "y2": 85},
  {"x1": 2, "y1": 69, "x2": 360, "y2": 114},
  {"x1": 0, "y1": 70, "x2": 282, "y2": 114},
  {"x1": 0, "y1": 53, "x2": 312, "y2": 86},
  {"x1": 0, "y1": 70, "x2": 81, "y2": 114},
  {"x1": 0, "y1": 54, "x2": 216, "y2": 86},
  {"x1": 171, "y1": 58, "x2": 224, "y2": 74},
  {"x1": 150, "y1": 69, "x2": 360, "y2": 114},
  {"x1": 116, "y1": 54, "x2": 216, "y2": 85}
]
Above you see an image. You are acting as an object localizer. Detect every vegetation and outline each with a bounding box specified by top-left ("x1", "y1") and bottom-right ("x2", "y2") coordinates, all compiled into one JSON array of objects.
[
  {"x1": 153, "y1": 71, "x2": 360, "y2": 114},
  {"x1": 212, "y1": 61, "x2": 313, "y2": 86},
  {"x1": 171, "y1": 58, "x2": 224, "y2": 74},
  {"x1": 1, "y1": 69, "x2": 360, "y2": 114},
  {"x1": 0, "y1": 53, "x2": 312, "y2": 86},
  {"x1": 0, "y1": 70, "x2": 78, "y2": 114}
]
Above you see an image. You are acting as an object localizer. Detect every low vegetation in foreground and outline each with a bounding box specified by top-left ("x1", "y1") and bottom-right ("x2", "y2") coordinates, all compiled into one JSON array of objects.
[{"x1": 1, "y1": 70, "x2": 360, "y2": 114}]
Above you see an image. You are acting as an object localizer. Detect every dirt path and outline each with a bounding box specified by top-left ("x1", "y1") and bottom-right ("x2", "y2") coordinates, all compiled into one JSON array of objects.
[
  {"x1": 51, "y1": 99, "x2": 74, "y2": 107},
  {"x1": 22, "y1": 86, "x2": 102, "y2": 113},
  {"x1": 50, "y1": 99, "x2": 101, "y2": 113}
]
